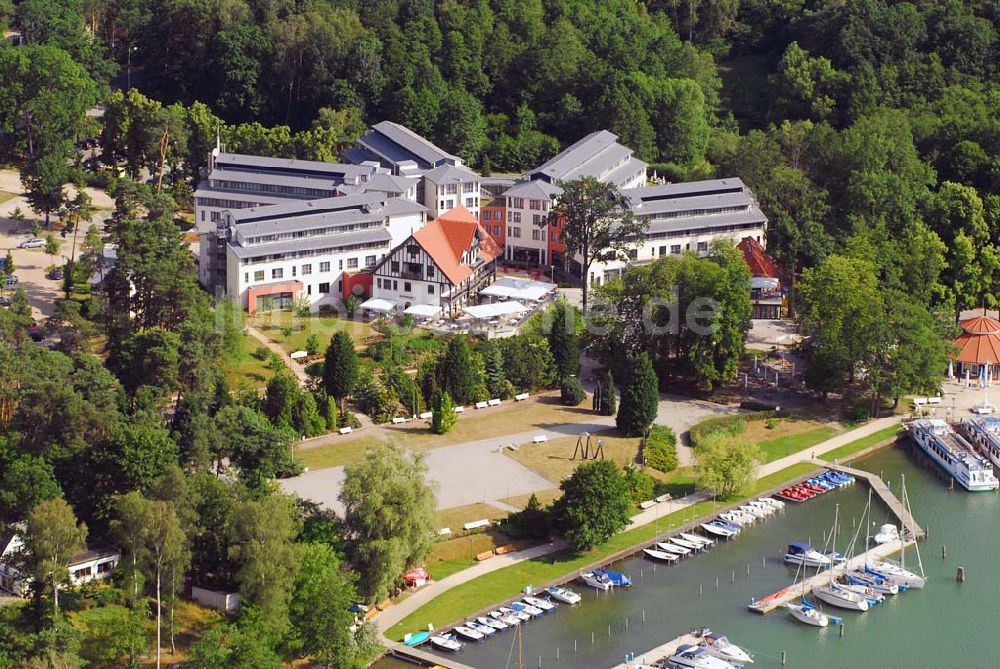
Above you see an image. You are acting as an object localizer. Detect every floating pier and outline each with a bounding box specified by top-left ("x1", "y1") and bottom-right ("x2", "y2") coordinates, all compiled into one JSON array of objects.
[
  {"x1": 388, "y1": 644, "x2": 477, "y2": 668},
  {"x1": 749, "y1": 463, "x2": 923, "y2": 614},
  {"x1": 611, "y1": 633, "x2": 701, "y2": 669}
]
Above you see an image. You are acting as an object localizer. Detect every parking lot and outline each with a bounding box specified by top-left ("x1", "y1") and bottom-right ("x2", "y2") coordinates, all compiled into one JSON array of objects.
[{"x1": 0, "y1": 170, "x2": 112, "y2": 319}]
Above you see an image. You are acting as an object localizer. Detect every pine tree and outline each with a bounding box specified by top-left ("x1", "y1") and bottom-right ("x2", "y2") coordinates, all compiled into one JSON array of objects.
[
  {"x1": 436, "y1": 336, "x2": 478, "y2": 405},
  {"x1": 323, "y1": 331, "x2": 358, "y2": 411},
  {"x1": 483, "y1": 341, "x2": 507, "y2": 397},
  {"x1": 431, "y1": 388, "x2": 456, "y2": 434},
  {"x1": 596, "y1": 370, "x2": 616, "y2": 416},
  {"x1": 616, "y1": 353, "x2": 658, "y2": 437},
  {"x1": 548, "y1": 303, "x2": 580, "y2": 378}
]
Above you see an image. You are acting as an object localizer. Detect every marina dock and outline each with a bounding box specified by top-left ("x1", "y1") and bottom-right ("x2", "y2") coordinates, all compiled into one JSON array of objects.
[
  {"x1": 750, "y1": 462, "x2": 923, "y2": 614},
  {"x1": 611, "y1": 633, "x2": 700, "y2": 669},
  {"x1": 388, "y1": 644, "x2": 476, "y2": 668}
]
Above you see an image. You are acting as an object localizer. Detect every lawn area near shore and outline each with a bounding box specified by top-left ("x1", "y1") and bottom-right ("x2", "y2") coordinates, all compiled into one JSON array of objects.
[
  {"x1": 386, "y1": 460, "x2": 820, "y2": 639},
  {"x1": 757, "y1": 424, "x2": 840, "y2": 462},
  {"x1": 821, "y1": 424, "x2": 903, "y2": 462},
  {"x1": 295, "y1": 394, "x2": 594, "y2": 470}
]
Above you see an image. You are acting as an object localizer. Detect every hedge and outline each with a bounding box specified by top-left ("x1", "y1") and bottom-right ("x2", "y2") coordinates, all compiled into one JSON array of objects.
[
  {"x1": 688, "y1": 410, "x2": 782, "y2": 447},
  {"x1": 644, "y1": 424, "x2": 678, "y2": 472}
]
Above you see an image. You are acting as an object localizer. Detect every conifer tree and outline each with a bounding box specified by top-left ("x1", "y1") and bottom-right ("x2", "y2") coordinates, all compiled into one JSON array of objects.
[{"x1": 616, "y1": 353, "x2": 658, "y2": 436}]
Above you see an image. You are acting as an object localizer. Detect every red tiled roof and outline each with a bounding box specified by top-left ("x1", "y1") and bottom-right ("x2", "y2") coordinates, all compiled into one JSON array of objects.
[
  {"x1": 413, "y1": 206, "x2": 500, "y2": 285},
  {"x1": 738, "y1": 237, "x2": 780, "y2": 279},
  {"x1": 953, "y1": 316, "x2": 1000, "y2": 364}
]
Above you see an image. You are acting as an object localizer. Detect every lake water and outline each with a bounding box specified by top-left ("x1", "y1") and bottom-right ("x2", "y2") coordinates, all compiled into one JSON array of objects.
[{"x1": 377, "y1": 445, "x2": 1000, "y2": 667}]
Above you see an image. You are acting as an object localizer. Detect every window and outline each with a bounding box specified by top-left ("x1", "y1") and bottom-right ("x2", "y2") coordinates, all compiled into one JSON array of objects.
[
  {"x1": 243, "y1": 272, "x2": 248, "y2": 283},
  {"x1": 320, "y1": 261, "x2": 330, "y2": 272},
  {"x1": 404, "y1": 282, "x2": 412, "y2": 292},
  {"x1": 302, "y1": 263, "x2": 312, "y2": 275},
  {"x1": 463, "y1": 182, "x2": 476, "y2": 193},
  {"x1": 337, "y1": 280, "x2": 343, "y2": 292},
  {"x1": 445, "y1": 184, "x2": 457, "y2": 195},
  {"x1": 507, "y1": 226, "x2": 521, "y2": 238},
  {"x1": 307, "y1": 285, "x2": 312, "y2": 295},
  {"x1": 507, "y1": 211, "x2": 521, "y2": 223},
  {"x1": 200, "y1": 211, "x2": 205, "y2": 222},
  {"x1": 97, "y1": 561, "x2": 113, "y2": 574},
  {"x1": 291, "y1": 266, "x2": 297, "y2": 277},
  {"x1": 671, "y1": 245, "x2": 681, "y2": 254},
  {"x1": 347, "y1": 257, "x2": 358, "y2": 269},
  {"x1": 511, "y1": 197, "x2": 524, "y2": 209},
  {"x1": 529, "y1": 199, "x2": 546, "y2": 210},
  {"x1": 465, "y1": 197, "x2": 475, "y2": 208},
  {"x1": 697, "y1": 241, "x2": 708, "y2": 252},
  {"x1": 659, "y1": 246, "x2": 666, "y2": 256},
  {"x1": 445, "y1": 199, "x2": 454, "y2": 209},
  {"x1": 439, "y1": 200, "x2": 446, "y2": 211},
  {"x1": 318, "y1": 282, "x2": 330, "y2": 293},
  {"x1": 254, "y1": 270, "x2": 264, "y2": 282},
  {"x1": 376, "y1": 278, "x2": 382, "y2": 288},
  {"x1": 272, "y1": 268, "x2": 283, "y2": 279},
  {"x1": 365, "y1": 255, "x2": 376, "y2": 267},
  {"x1": 494, "y1": 225, "x2": 502, "y2": 235},
  {"x1": 532, "y1": 229, "x2": 541, "y2": 241},
  {"x1": 428, "y1": 284, "x2": 435, "y2": 294},
  {"x1": 427, "y1": 265, "x2": 435, "y2": 278},
  {"x1": 482, "y1": 210, "x2": 490, "y2": 221},
  {"x1": 532, "y1": 214, "x2": 544, "y2": 225},
  {"x1": 391, "y1": 261, "x2": 400, "y2": 272},
  {"x1": 551, "y1": 232, "x2": 559, "y2": 242},
  {"x1": 73, "y1": 566, "x2": 92, "y2": 579},
  {"x1": 393, "y1": 280, "x2": 398, "y2": 290}
]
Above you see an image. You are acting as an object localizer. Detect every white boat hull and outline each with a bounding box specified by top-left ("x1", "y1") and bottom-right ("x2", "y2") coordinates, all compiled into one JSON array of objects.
[
  {"x1": 545, "y1": 586, "x2": 581, "y2": 604},
  {"x1": 786, "y1": 602, "x2": 829, "y2": 627},
  {"x1": 813, "y1": 585, "x2": 870, "y2": 611},
  {"x1": 701, "y1": 523, "x2": 735, "y2": 538},
  {"x1": 868, "y1": 561, "x2": 926, "y2": 589},
  {"x1": 680, "y1": 532, "x2": 714, "y2": 547},
  {"x1": 644, "y1": 548, "x2": 679, "y2": 562}
]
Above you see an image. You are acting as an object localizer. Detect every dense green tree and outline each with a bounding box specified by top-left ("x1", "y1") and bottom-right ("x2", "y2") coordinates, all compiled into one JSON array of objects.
[
  {"x1": 548, "y1": 302, "x2": 581, "y2": 378},
  {"x1": 213, "y1": 405, "x2": 300, "y2": 488},
  {"x1": 430, "y1": 388, "x2": 456, "y2": 435},
  {"x1": 0, "y1": 452, "x2": 61, "y2": 523},
  {"x1": 616, "y1": 353, "x2": 659, "y2": 437},
  {"x1": 696, "y1": 433, "x2": 760, "y2": 499},
  {"x1": 22, "y1": 498, "x2": 87, "y2": 615},
  {"x1": 288, "y1": 543, "x2": 357, "y2": 668},
  {"x1": 560, "y1": 376, "x2": 585, "y2": 406},
  {"x1": 436, "y1": 336, "x2": 479, "y2": 405},
  {"x1": 595, "y1": 369, "x2": 616, "y2": 416},
  {"x1": 340, "y1": 443, "x2": 436, "y2": 602},
  {"x1": 323, "y1": 331, "x2": 358, "y2": 410},
  {"x1": 500, "y1": 334, "x2": 557, "y2": 391},
  {"x1": 552, "y1": 460, "x2": 632, "y2": 551}
]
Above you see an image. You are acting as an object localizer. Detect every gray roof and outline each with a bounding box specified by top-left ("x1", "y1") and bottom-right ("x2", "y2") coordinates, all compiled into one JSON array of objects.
[
  {"x1": 362, "y1": 172, "x2": 419, "y2": 193},
  {"x1": 501, "y1": 179, "x2": 563, "y2": 200},
  {"x1": 382, "y1": 198, "x2": 427, "y2": 216},
  {"x1": 214, "y1": 152, "x2": 374, "y2": 180},
  {"x1": 423, "y1": 163, "x2": 480, "y2": 184},
  {"x1": 228, "y1": 192, "x2": 394, "y2": 223},
  {"x1": 193, "y1": 189, "x2": 292, "y2": 207},
  {"x1": 625, "y1": 178, "x2": 748, "y2": 203},
  {"x1": 207, "y1": 169, "x2": 339, "y2": 193},
  {"x1": 357, "y1": 121, "x2": 459, "y2": 170},
  {"x1": 230, "y1": 227, "x2": 392, "y2": 259},
  {"x1": 236, "y1": 209, "x2": 385, "y2": 239},
  {"x1": 643, "y1": 205, "x2": 768, "y2": 237},
  {"x1": 526, "y1": 130, "x2": 646, "y2": 185},
  {"x1": 630, "y1": 191, "x2": 754, "y2": 218}
]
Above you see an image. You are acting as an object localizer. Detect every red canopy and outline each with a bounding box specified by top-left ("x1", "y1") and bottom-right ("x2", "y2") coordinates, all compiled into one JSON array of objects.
[
  {"x1": 953, "y1": 315, "x2": 1000, "y2": 364},
  {"x1": 403, "y1": 567, "x2": 429, "y2": 585}
]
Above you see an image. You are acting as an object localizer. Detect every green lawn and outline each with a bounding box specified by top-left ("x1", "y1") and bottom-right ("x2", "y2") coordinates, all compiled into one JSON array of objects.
[
  {"x1": 821, "y1": 424, "x2": 903, "y2": 463},
  {"x1": 387, "y1": 461, "x2": 819, "y2": 638},
  {"x1": 0, "y1": 191, "x2": 16, "y2": 206},
  {"x1": 757, "y1": 426, "x2": 839, "y2": 463},
  {"x1": 222, "y1": 335, "x2": 278, "y2": 390},
  {"x1": 250, "y1": 311, "x2": 378, "y2": 354}
]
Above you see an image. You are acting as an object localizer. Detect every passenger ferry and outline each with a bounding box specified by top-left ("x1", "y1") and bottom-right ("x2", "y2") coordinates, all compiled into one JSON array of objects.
[
  {"x1": 959, "y1": 416, "x2": 1000, "y2": 470},
  {"x1": 908, "y1": 418, "x2": 999, "y2": 491}
]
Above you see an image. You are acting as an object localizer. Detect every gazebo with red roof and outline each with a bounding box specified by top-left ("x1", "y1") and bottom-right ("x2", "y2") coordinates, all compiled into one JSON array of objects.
[{"x1": 952, "y1": 315, "x2": 1000, "y2": 379}]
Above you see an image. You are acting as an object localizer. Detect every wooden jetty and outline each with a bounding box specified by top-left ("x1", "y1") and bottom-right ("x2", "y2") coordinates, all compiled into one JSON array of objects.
[
  {"x1": 811, "y1": 460, "x2": 925, "y2": 539},
  {"x1": 611, "y1": 633, "x2": 701, "y2": 669},
  {"x1": 749, "y1": 462, "x2": 924, "y2": 614},
  {"x1": 388, "y1": 643, "x2": 476, "y2": 668}
]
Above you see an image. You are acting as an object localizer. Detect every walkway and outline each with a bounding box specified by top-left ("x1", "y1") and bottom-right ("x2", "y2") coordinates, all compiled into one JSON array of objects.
[
  {"x1": 818, "y1": 460, "x2": 923, "y2": 537},
  {"x1": 245, "y1": 324, "x2": 311, "y2": 385},
  {"x1": 375, "y1": 415, "x2": 903, "y2": 635}
]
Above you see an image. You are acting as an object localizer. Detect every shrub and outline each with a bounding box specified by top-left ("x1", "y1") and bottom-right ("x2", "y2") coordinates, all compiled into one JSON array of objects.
[
  {"x1": 595, "y1": 370, "x2": 616, "y2": 416},
  {"x1": 280, "y1": 325, "x2": 293, "y2": 338},
  {"x1": 560, "y1": 376, "x2": 585, "y2": 405},
  {"x1": 766, "y1": 417, "x2": 779, "y2": 429},
  {"x1": 644, "y1": 425, "x2": 678, "y2": 472},
  {"x1": 253, "y1": 346, "x2": 270, "y2": 361},
  {"x1": 502, "y1": 493, "x2": 551, "y2": 540},
  {"x1": 624, "y1": 466, "x2": 655, "y2": 503},
  {"x1": 493, "y1": 379, "x2": 515, "y2": 400},
  {"x1": 344, "y1": 294, "x2": 359, "y2": 317},
  {"x1": 431, "y1": 388, "x2": 456, "y2": 434},
  {"x1": 688, "y1": 411, "x2": 779, "y2": 447},
  {"x1": 342, "y1": 411, "x2": 361, "y2": 429},
  {"x1": 305, "y1": 334, "x2": 321, "y2": 356}
]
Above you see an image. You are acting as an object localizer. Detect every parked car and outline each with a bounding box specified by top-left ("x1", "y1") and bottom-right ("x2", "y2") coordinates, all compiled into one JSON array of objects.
[
  {"x1": 4, "y1": 275, "x2": 17, "y2": 288},
  {"x1": 18, "y1": 238, "x2": 45, "y2": 249},
  {"x1": 47, "y1": 269, "x2": 63, "y2": 281}
]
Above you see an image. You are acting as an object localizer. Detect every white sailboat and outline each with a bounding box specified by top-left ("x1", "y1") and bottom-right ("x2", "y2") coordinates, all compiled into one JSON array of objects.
[
  {"x1": 680, "y1": 532, "x2": 714, "y2": 547},
  {"x1": 866, "y1": 474, "x2": 927, "y2": 589},
  {"x1": 786, "y1": 599, "x2": 830, "y2": 627},
  {"x1": 812, "y1": 504, "x2": 870, "y2": 611}
]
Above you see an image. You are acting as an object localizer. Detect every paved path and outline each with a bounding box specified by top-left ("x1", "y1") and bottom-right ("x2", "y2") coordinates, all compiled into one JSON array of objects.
[
  {"x1": 375, "y1": 414, "x2": 902, "y2": 636},
  {"x1": 245, "y1": 324, "x2": 312, "y2": 385}
]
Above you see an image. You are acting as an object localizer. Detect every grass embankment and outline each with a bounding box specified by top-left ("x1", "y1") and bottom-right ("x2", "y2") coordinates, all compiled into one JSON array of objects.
[
  {"x1": 820, "y1": 424, "x2": 903, "y2": 462},
  {"x1": 296, "y1": 394, "x2": 591, "y2": 470},
  {"x1": 757, "y1": 425, "x2": 839, "y2": 462},
  {"x1": 222, "y1": 333, "x2": 278, "y2": 390},
  {"x1": 250, "y1": 311, "x2": 378, "y2": 354},
  {"x1": 387, "y1": 461, "x2": 819, "y2": 638}
]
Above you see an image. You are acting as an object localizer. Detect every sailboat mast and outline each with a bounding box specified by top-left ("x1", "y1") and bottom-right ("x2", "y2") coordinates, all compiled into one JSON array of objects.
[
  {"x1": 518, "y1": 617, "x2": 523, "y2": 669},
  {"x1": 829, "y1": 504, "x2": 839, "y2": 586},
  {"x1": 900, "y1": 475, "x2": 907, "y2": 571}
]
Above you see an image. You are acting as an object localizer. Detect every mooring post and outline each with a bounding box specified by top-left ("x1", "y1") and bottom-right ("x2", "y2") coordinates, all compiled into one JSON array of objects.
[
  {"x1": 942, "y1": 545, "x2": 947, "y2": 559},
  {"x1": 716, "y1": 577, "x2": 719, "y2": 589},
  {"x1": 731, "y1": 570, "x2": 735, "y2": 583},
  {"x1": 957, "y1": 566, "x2": 966, "y2": 582},
  {"x1": 642, "y1": 610, "x2": 646, "y2": 624},
  {"x1": 574, "y1": 640, "x2": 577, "y2": 653},
  {"x1": 840, "y1": 623, "x2": 845, "y2": 638},
  {"x1": 592, "y1": 631, "x2": 595, "y2": 645},
  {"x1": 781, "y1": 651, "x2": 787, "y2": 666},
  {"x1": 699, "y1": 584, "x2": 703, "y2": 598}
]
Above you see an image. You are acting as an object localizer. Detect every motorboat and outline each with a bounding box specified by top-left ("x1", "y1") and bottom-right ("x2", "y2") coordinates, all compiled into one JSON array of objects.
[
  {"x1": 866, "y1": 560, "x2": 926, "y2": 589},
  {"x1": 452, "y1": 625, "x2": 485, "y2": 641},
  {"x1": 665, "y1": 643, "x2": 738, "y2": 669},
  {"x1": 429, "y1": 633, "x2": 463, "y2": 651},
  {"x1": 783, "y1": 543, "x2": 837, "y2": 568},
  {"x1": 498, "y1": 606, "x2": 531, "y2": 621},
  {"x1": 403, "y1": 631, "x2": 430, "y2": 646},
  {"x1": 644, "y1": 548, "x2": 679, "y2": 562},
  {"x1": 545, "y1": 585, "x2": 582, "y2": 604},
  {"x1": 478, "y1": 615, "x2": 507, "y2": 630},
  {"x1": 670, "y1": 536, "x2": 703, "y2": 550},
  {"x1": 700, "y1": 633, "x2": 753, "y2": 665},
  {"x1": 656, "y1": 541, "x2": 692, "y2": 555},
  {"x1": 597, "y1": 568, "x2": 632, "y2": 587},
  {"x1": 680, "y1": 532, "x2": 714, "y2": 547},
  {"x1": 873, "y1": 523, "x2": 899, "y2": 544},
  {"x1": 579, "y1": 570, "x2": 614, "y2": 591},
  {"x1": 466, "y1": 621, "x2": 496, "y2": 636},
  {"x1": 523, "y1": 596, "x2": 555, "y2": 611},
  {"x1": 786, "y1": 600, "x2": 829, "y2": 627},
  {"x1": 812, "y1": 582, "x2": 871, "y2": 611},
  {"x1": 490, "y1": 609, "x2": 522, "y2": 626},
  {"x1": 845, "y1": 570, "x2": 899, "y2": 595},
  {"x1": 510, "y1": 601, "x2": 543, "y2": 617},
  {"x1": 701, "y1": 522, "x2": 736, "y2": 538}
]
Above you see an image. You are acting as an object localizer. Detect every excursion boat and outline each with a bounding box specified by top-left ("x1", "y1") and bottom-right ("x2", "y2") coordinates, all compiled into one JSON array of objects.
[
  {"x1": 644, "y1": 547, "x2": 679, "y2": 562},
  {"x1": 429, "y1": 633, "x2": 463, "y2": 651},
  {"x1": 680, "y1": 532, "x2": 714, "y2": 547},
  {"x1": 786, "y1": 600, "x2": 830, "y2": 627},
  {"x1": 545, "y1": 585, "x2": 582, "y2": 604},
  {"x1": 478, "y1": 615, "x2": 507, "y2": 630},
  {"x1": 403, "y1": 631, "x2": 430, "y2": 647},
  {"x1": 452, "y1": 625, "x2": 485, "y2": 641},
  {"x1": 909, "y1": 418, "x2": 999, "y2": 491},
  {"x1": 466, "y1": 621, "x2": 496, "y2": 636},
  {"x1": 523, "y1": 596, "x2": 555, "y2": 611},
  {"x1": 699, "y1": 632, "x2": 753, "y2": 665},
  {"x1": 783, "y1": 543, "x2": 840, "y2": 568},
  {"x1": 700, "y1": 521, "x2": 736, "y2": 538},
  {"x1": 960, "y1": 415, "x2": 1000, "y2": 469},
  {"x1": 665, "y1": 643, "x2": 739, "y2": 669},
  {"x1": 579, "y1": 570, "x2": 614, "y2": 591}
]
